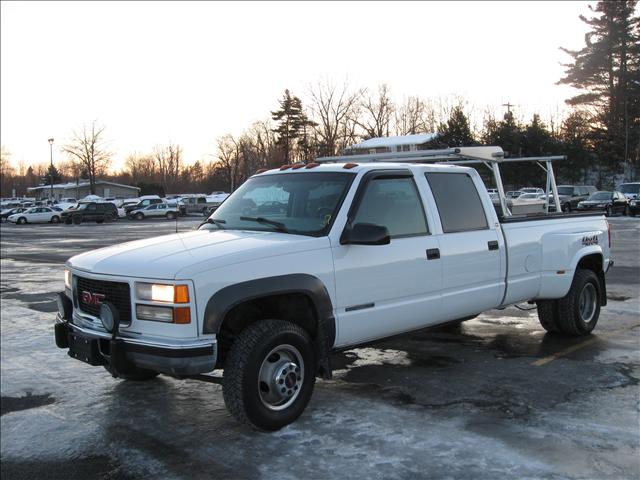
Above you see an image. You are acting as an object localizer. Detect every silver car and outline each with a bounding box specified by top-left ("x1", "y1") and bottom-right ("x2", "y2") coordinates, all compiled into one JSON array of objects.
[{"x1": 129, "y1": 203, "x2": 178, "y2": 220}]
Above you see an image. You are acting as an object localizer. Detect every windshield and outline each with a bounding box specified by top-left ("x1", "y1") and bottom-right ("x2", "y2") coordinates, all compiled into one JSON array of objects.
[
  {"x1": 589, "y1": 192, "x2": 612, "y2": 201},
  {"x1": 618, "y1": 184, "x2": 640, "y2": 194},
  {"x1": 557, "y1": 187, "x2": 574, "y2": 196},
  {"x1": 200, "y1": 172, "x2": 355, "y2": 236}
]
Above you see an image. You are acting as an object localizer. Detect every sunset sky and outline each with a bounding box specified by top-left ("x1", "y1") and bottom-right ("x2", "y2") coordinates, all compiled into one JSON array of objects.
[{"x1": 1, "y1": 1, "x2": 594, "y2": 171}]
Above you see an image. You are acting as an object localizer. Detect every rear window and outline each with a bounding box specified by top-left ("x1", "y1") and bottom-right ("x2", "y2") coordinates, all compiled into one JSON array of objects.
[{"x1": 426, "y1": 172, "x2": 489, "y2": 233}]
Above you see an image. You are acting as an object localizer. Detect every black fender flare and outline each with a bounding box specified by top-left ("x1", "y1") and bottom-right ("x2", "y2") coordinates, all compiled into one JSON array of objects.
[{"x1": 203, "y1": 273, "x2": 335, "y2": 379}]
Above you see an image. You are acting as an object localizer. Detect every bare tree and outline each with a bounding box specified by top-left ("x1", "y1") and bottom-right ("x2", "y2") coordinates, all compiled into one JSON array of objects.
[
  {"x1": 125, "y1": 153, "x2": 157, "y2": 184},
  {"x1": 61, "y1": 121, "x2": 112, "y2": 194},
  {"x1": 355, "y1": 84, "x2": 394, "y2": 139},
  {"x1": 394, "y1": 96, "x2": 437, "y2": 135},
  {"x1": 154, "y1": 143, "x2": 182, "y2": 193},
  {"x1": 215, "y1": 134, "x2": 244, "y2": 192},
  {"x1": 308, "y1": 80, "x2": 363, "y2": 156}
]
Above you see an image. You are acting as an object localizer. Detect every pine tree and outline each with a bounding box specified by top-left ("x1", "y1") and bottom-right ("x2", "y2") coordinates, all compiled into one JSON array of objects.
[
  {"x1": 437, "y1": 106, "x2": 476, "y2": 146},
  {"x1": 558, "y1": 0, "x2": 640, "y2": 177},
  {"x1": 271, "y1": 90, "x2": 309, "y2": 164}
]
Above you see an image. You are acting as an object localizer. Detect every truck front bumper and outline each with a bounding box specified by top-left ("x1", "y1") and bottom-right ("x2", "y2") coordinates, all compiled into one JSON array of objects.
[{"x1": 55, "y1": 315, "x2": 217, "y2": 376}]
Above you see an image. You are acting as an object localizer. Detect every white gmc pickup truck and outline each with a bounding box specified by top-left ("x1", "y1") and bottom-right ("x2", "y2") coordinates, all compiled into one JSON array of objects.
[{"x1": 55, "y1": 147, "x2": 613, "y2": 430}]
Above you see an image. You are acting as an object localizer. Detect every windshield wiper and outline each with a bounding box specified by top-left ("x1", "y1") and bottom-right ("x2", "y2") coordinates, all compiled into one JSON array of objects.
[
  {"x1": 199, "y1": 218, "x2": 226, "y2": 229},
  {"x1": 240, "y1": 216, "x2": 289, "y2": 233}
]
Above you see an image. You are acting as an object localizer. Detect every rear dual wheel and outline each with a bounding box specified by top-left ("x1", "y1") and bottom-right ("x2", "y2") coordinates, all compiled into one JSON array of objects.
[{"x1": 536, "y1": 269, "x2": 601, "y2": 336}]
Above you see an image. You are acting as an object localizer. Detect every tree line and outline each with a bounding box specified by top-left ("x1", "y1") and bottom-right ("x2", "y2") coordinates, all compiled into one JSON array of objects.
[{"x1": 1, "y1": 0, "x2": 637, "y2": 198}]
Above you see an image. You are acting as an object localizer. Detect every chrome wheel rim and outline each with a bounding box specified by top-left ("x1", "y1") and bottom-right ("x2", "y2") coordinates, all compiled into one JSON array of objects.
[
  {"x1": 258, "y1": 344, "x2": 304, "y2": 411},
  {"x1": 578, "y1": 283, "x2": 597, "y2": 323}
]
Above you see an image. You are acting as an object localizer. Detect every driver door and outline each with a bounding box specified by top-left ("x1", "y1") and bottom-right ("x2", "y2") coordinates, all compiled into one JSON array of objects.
[{"x1": 332, "y1": 170, "x2": 443, "y2": 347}]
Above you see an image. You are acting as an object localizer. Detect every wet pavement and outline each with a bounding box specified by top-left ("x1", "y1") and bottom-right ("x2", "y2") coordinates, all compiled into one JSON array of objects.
[{"x1": 1, "y1": 216, "x2": 639, "y2": 479}]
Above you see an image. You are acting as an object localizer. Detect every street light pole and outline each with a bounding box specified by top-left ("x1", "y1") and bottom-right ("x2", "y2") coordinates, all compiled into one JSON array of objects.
[{"x1": 48, "y1": 138, "x2": 54, "y2": 202}]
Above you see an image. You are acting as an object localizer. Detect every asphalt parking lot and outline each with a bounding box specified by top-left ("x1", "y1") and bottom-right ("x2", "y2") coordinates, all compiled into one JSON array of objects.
[{"x1": 1, "y1": 216, "x2": 639, "y2": 480}]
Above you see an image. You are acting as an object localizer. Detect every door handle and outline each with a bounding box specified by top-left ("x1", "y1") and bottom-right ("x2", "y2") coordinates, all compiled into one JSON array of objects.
[
  {"x1": 488, "y1": 240, "x2": 499, "y2": 251},
  {"x1": 426, "y1": 248, "x2": 440, "y2": 260}
]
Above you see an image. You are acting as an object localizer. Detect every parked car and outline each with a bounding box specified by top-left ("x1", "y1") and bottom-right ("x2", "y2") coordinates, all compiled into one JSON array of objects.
[
  {"x1": 628, "y1": 197, "x2": 639, "y2": 217},
  {"x1": 552, "y1": 185, "x2": 598, "y2": 212},
  {"x1": 0, "y1": 207, "x2": 29, "y2": 222},
  {"x1": 577, "y1": 191, "x2": 629, "y2": 216},
  {"x1": 518, "y1": 187, "x2": 544, "y2": 195},
  {"x1": 7, "y1": 207, "x2": 62, "y2": 224},
  {"x1": 56, "y1": 145, "x2": 613, "y2": 431},
  {"x1": 506, "y1": 190, "x2": 523, "y2": 199},
  {"x1": 61, "y1": 202, "x2": 119, "y2": 224},
  {"x1": 129, "y1": 203, "x2": 178, "y2": 220},
  {"x1": 616, "y1": 182, "x2": 640, "y2": 201},
  {"x1": 123, "y1": 196, "x2": 163, "y2": 215}
]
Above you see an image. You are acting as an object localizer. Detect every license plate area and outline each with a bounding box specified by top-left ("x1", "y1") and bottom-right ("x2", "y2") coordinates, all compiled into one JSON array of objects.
[{"x1": 68, "y1": 331, "x2": 104, "y2": 366}]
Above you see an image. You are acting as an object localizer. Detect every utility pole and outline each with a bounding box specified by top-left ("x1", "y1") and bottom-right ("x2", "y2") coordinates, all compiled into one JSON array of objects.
[
  {"x1": 502, "y1": 102, "x2": 515, "y2": 114},
  {"x1": 48, "y1": 138, "x2": 54, "y2": 202}
]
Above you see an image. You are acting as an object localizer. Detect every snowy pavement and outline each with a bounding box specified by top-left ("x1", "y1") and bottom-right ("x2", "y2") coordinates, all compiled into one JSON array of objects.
[{"x1": 1, "y1": 216, "x2": 639, "y2": 479}]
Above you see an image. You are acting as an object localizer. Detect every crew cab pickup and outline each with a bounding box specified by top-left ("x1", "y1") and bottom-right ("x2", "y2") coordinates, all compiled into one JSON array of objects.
[{"x1": 55, "y1": 154, "x2": 613, "y2": 431}]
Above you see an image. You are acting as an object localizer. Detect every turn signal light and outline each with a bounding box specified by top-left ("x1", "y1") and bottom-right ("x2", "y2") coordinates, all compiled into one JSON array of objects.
[
  {"x1": 173, "y1": 307, "x2": 191, "y2": 324},
  {"x1": 174, "y1": 285, "x2": 189, "y2": 303}
]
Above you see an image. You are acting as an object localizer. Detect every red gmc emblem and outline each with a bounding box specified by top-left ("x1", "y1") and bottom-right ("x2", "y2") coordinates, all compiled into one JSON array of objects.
[{"x1": 81, "y1": 291, "x2": 106, "y2": 306}]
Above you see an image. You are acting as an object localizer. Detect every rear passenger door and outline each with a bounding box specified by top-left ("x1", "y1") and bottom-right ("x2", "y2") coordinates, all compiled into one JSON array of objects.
[
  {"x1": 425, "y1": 172, "x2": 504, "y2": 318},
  {"x1": 332, "y1": 170, "x2": 443, "y2": 346}
]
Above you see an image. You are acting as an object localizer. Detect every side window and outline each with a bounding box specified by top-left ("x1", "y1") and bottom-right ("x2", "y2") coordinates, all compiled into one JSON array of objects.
[
  {"x1": 352, "y1": 175, "x2": 428, "y2": 238},
  {"x1": 426, "y1": 172, "x2": 489, "y2": 233},
  {"x1": 86, "y1": 204, "x2": 97, "y2": 211},
  {"x1": 148, "y1": 205, "x2": 157, "y2": 210},
  {"x1": 197, "y1": 197, "x2": 206, "y2": 204}
]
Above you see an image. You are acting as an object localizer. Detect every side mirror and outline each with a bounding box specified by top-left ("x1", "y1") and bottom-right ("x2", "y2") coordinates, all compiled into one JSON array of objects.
[{"x1": 341, "y1": 223, "x2": 390, "y2": 246}]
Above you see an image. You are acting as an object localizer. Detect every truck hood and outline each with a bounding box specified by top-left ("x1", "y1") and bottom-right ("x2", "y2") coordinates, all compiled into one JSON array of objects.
[{"x1": 68, "y1": 229, "x2": 329, "y2": 280}]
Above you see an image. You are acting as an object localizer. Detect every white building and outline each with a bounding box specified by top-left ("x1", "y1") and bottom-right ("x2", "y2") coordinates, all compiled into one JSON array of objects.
[{"x1": 28, "y1": 180, "x2": 141, "y2": 201}]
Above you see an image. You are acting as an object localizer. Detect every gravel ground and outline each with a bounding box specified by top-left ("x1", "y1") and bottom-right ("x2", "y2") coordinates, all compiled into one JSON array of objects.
[{"x1": 1, "y1": 215, "x2": 638, "y2": 480}]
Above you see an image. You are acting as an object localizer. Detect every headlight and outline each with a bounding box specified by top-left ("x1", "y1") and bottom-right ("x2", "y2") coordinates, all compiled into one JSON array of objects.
[
  {"x1": 64, "y1": 269, "x2": 71, "y2": 289},
  {"x1": 135, "y1": 283, "x2": 189, "y2": 303}
]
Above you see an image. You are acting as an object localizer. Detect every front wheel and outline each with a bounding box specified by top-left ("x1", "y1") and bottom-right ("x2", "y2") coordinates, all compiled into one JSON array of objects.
[
  {"x1": 135, "y1": 213, "x2": 144, "y2": 220},
  {"x1": 605, "y1": 206, "x2": 612, "y2": 217},
  {"x1": 51, "y1": 216, "x2": 60, "y2": 223},
  {"x1": 222, "y1": 320, "x2": 316, "y2": 431},
  {"x1": 624, "y1": 205, "x2": 630, "y2": 216},
  {"x1": 562, "y1": 203, "x2": 571, "y2": 213},
  {"x1": 166, "y1": 211, "x2": 176, "y2": 220},
  {"x1": 17, "y1": 217, "x2": 27, "y2": 225}
]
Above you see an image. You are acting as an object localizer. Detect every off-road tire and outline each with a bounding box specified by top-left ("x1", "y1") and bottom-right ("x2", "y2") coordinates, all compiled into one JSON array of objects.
[
  {"x1": 104, "y1": 364, "x2": 159, "y2": 381},
  {"x1": 222, "y1": 319, "x2": 316, "y2": 431},
  {"x1": 536, "y1": 299, "x2": 560, "y2": 333},
  {"x1": 556, "y1": 269, "x2": 601, "y2": 336}
]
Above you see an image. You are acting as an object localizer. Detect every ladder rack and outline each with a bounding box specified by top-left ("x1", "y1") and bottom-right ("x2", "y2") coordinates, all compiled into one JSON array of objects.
[{"x1": 316, "y1": 146, "x2": 567, "y2": 217}]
